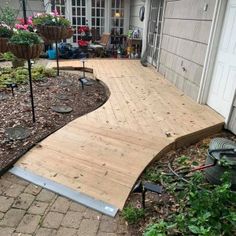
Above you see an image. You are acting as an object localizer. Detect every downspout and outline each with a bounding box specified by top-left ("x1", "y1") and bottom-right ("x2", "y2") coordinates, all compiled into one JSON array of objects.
[{"x1": 197, "y1": 0, "x2": 223, "y2": 104}]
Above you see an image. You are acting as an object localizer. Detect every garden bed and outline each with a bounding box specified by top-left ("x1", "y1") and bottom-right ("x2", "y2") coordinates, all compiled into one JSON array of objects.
[
  {"x1": 123, "y1": 131, "x2": 236, "y2": 236},
  {"x1": 0, "y1": 66, "x2": 109, "y2": 172}
]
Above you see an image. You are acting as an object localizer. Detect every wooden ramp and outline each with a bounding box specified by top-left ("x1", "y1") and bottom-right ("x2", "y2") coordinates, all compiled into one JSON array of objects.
[{"x1": 11, "y1": 60, "x2": 223, "y2": 216}]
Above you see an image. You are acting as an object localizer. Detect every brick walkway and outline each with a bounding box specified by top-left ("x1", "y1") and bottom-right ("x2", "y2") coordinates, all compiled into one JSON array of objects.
[{"x1": 0, "y1": 173, "x2": 130, "y2": 236}]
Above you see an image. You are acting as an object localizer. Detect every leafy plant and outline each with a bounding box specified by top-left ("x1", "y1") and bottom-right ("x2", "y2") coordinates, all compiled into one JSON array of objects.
[
  {"x1": 0, "y1": 6, "x2": 16, "y2": 26},
  {"x1": 9, "y1": 30, "x2": 43, "y2": 46},
  {"x1": 142, "y1": 172, "x2": 236, "y2": 236},
  {"x1": 33, "y1": 11, "x2": 71, "y2": 27},
  {"x1": 144, "y1": 220, "x2": 176, "y2": 236},
  {"x1": 0, "y1": 22, "x2": 13, "y2": 38},
  {"x1": 0, "y1": 66, "x2": 56, "y2": 87},
  {"x1": 122, "y1": 205, "x2": 145, "y2": 224},
  {"x1": 2, "y1": 52, "x2": 15, "y2": 61}
]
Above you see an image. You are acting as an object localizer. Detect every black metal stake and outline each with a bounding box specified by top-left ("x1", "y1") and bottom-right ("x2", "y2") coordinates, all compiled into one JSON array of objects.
[
  {"x1": 28, "y1": 61, "x2": 36, "y2": 123},
  {"x1": 22, "y1": 0, "x2": 36, "y2": 123},
  {"x1": 82, "y1": 60, "x2": 85, "y2": 78},
  {"x1": 55, "y1": 41, "x2": 60, "y2": 76}
]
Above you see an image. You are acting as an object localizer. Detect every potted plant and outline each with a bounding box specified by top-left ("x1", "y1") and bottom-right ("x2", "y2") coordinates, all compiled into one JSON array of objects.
[
  {"x1": 33, "y1": 11, "x2": 71, "y2": 41},
  {"x1": 8, "y1": 30, "x2": 43, "y2": 60},
  {"x1": 0, "y1": 22, "x2": 13, "y2": 53}
]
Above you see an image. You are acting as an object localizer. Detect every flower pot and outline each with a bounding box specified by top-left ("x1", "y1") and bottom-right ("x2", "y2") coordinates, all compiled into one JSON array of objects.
[
  {"x1": 0, "y1": 37, "x2": 9, "y2": 53},
  {"x1": 37, "y1": 25, "x2": 68, "y2": 41},
  {"x1": 8, "y1": 43, "x2": 43, "y2": 60}
]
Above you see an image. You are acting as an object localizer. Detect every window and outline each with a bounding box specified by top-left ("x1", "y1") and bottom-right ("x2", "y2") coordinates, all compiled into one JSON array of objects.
[
  {"x1": 111, "y1": 0, "x2": 124, "y2": 35},
  {"x1": 71, "y1": 0, "x2": 87, "y2": 43},
  {"x1": 52, "y1": 0, "x2": 65, "y2": 17},
  {"x1": 91, "y1": 0, "x2": 105, "y2": 35}
]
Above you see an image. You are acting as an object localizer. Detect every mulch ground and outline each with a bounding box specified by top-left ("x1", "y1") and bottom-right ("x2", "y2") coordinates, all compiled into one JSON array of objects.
[
  {"x1": 0, "y1": 71, "x2": 109, "y2": 172},
  {"x1": 125, "y1": 131, "x2": 236, "y2": 235}
]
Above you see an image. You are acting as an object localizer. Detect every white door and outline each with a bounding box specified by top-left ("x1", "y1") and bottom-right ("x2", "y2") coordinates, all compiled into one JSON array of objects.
[
  {"x1": 147, "y1": 0, "x2": 164, "y2": 67},
  {"x1": 207, "y1": 0, "x2": 236, "y2": 120}
]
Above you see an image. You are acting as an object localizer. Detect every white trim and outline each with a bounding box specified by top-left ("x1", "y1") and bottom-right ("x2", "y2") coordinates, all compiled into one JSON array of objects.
[
  {"x1": 226, "y1": 90, "x2": 236, "y2": 128},
  {"x1": 141, "y1": 0, "x2": 151, "y2": 56},
  {"x1": 87, "y1": 0, "x2": 92, "y2": 28},
  {"x1": 124, "y1": 0, "x2": 131, "y2": 34},
  {"x1": 105, "y1": 0, "x2": 110, "y2": 32},
  {"x1": 157, "y1": 0, "x2": 167, "y2": 71},
  {"x1": 197, "y1": 0, "x2": 228, "y2": 104}
]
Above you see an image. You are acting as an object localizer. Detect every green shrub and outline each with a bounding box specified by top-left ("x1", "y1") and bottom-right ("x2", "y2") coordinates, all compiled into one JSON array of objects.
[
  {"x1": 143, "y1": 173, "x2": 236, "y2": 236},
  {"x1": 0, "y1": 66, "x2": 56, "y2": 87},
  {"x1": 0, "y1": 6, "x2": 16, "y2": 26},
  {"x1": 122, "y1": 205, "x2": 145, "y2": 224},
  {"x1": 9, "y1": 31, "x2": 43, "y2": 46},
  {"x1": 144, "y1": 220, "x2": 176, "y2": 236}
]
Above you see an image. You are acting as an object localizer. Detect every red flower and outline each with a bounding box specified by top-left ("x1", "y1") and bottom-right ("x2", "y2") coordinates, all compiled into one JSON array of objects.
[{"x1": 78, "y1": 40, "x2": 89, "y2": 47}]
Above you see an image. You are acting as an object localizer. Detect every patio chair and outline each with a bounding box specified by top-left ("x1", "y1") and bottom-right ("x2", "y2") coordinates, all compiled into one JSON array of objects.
[
  {"x1": 89, "y1": 33, "x2": 111, "y2": 57},
  {"x1": 91, "y1": 28, "x2": 100, "y2": 42}
]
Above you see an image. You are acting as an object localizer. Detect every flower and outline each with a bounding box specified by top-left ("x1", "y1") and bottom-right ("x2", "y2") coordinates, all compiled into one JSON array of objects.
[
  {"x1": 15, "y1": 17, "x2": 35, "y2": 32},
  {"x1": 32, "y1": 12, "x2": 71, "y2": 27}
]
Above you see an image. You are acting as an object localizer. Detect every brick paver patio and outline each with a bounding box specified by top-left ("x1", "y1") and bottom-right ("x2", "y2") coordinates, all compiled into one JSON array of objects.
[{"x1": 0, "y1": 173, "x2": 130, "y2": 236}]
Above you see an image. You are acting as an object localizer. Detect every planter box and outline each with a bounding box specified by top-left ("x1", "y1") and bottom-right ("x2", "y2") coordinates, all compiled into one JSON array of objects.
[
  {"x1": 8, "y1": 43, "x2": 43, "y2": 60},
  {"x1": 37, "y1": 25, "x2": 68, "y2": 41},
  {"x1": 0, "y1": 37, "x2": 9, "y2": 53}
]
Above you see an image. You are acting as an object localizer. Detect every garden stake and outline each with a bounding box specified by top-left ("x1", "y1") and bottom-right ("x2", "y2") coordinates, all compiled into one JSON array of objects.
[{"x1": 22, "y1": 0, "x2": 36, "y2": 123}]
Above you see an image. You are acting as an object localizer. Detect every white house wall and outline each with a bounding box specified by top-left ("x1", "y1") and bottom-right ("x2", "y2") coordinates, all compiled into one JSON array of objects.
[
  {"x1": 228, "y1": 94, "x2": 236, "y2": 135},
  {"x1": 129, "y1": 0, "x2": 144, "y2": 36},
  {"x1": 159, "y1": 0, "x2": 217, "y2": 101},
  {"x1": 0, "y1": 0, "x2": 45, "y2": 17}
]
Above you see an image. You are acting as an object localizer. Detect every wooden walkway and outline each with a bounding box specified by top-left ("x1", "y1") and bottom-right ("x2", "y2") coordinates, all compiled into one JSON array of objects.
[{"x1": 13, "y1": 60, "x2": 223, "y2": 213}]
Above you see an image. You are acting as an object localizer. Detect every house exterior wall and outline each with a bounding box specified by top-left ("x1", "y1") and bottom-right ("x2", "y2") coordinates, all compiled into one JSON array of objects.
[
  {"x1": 159, "y1": 0, "x2": 217, "y2": 101},
  {"x1": 0, "y1": 0, "x2": 45, "y2": 17},
  {"x1": 228, "y1": 94, "x2": 236, "y2": 135},
  {"x1": 129, "y1": 0, "x2": 144, "y2": 36}
]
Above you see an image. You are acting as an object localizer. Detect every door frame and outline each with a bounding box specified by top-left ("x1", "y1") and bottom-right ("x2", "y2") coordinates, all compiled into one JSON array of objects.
[
  {"x1": 197, "y1": 0, "x2": 228, "y2": 104},
  {"x1": 142, "y1": 0, "x2": 165, "y2": 68}
]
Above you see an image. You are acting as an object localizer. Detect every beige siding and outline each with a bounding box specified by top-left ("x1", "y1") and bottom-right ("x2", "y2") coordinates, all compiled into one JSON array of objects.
[
  {"x1": 129, "y1": 0, "x2": 144, "y2": 36},
  {"x1": 159, "y1": 0, "x2": 217, "y2": 101},
  {"x1": 0, "y1": 0, "x2": 45, "y2": 18}
]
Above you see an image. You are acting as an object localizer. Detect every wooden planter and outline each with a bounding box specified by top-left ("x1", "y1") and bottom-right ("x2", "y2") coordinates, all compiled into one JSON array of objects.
[
  {"x1": 8, "y1": 43, "x2": 43, "y2": 60},
  {"x1": 37, "y1": 25, "x2": 68, "y2": 41},
  {"x1": 0, "y1": 37, "x2": 9, "y2": 53}
]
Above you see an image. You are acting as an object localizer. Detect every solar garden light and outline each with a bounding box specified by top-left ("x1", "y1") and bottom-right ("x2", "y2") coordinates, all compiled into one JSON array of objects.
[
  {"x1": 132, "y1": 181, "x2": 163, "y2": 209},
  {"x1": 79, "y1": 59, "x2": 93, "y2": 89},
  {"x1": 7, "y1": 83, "x2": 18, "y2": 97}
]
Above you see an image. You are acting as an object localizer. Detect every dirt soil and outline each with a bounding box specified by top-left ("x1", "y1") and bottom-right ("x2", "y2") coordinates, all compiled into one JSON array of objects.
[
  {"x1": 125, "y1": 131, "x2": 236, "y2": 236},
  {"x1": 0, "y1": 71, "x2": 109, "y2": 172}
]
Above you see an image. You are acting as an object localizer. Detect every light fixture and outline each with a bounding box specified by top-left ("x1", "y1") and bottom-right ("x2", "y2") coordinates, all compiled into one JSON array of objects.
[{"x1": 115, "y1": 12, "x2": 120, "y2": 17}]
